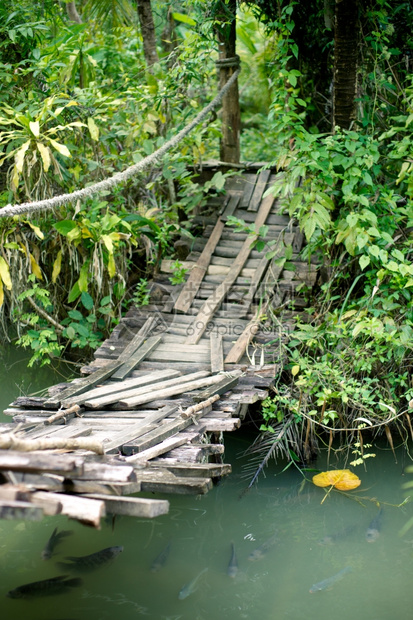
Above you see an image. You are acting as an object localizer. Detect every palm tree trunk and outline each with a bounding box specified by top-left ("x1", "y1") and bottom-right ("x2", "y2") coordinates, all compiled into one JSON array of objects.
[
  {"x1": 333, "y1": 0, "x2": 359, "y2": 129},
  {"x1": 66, "y1": 1, "x2": 82, "y2": 24}
]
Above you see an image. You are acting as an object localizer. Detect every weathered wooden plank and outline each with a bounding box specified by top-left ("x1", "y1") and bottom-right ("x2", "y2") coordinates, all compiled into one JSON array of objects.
[
  {"x1": 247, "y1": 169, "x2": 271, "y2": 212},
  {"x1": 220, "y1": 191, "x2": 241, "y2": 221},
  {"x1": 185, "y1": 192, "x2": 276, "y2": 344},
  {"x1": 240, "y1": 173, "x2": 258, "y2": 208},
  {"x1": 194, "y1": 373, "x2": 240, "y2": 401},
  {"x1": 117, "y1": 373, "x2": 227, "y2": 409},
  {"x1": 61, "y1": 369, "x2": 180, "y2": 408},
  {"x1": 210, "y1": 332, "x2": 224, "y2": 373},
  {"x1": 104, "y1": 406, "x2": 179, "y2": 453},
  {"x1": 73, "y1": 461, "x2": 137, "y2": 483},
  {"x1": 125, "y1": 431, "x2": 201, "y2": 463},
  {"x1": 225, "y1": 303, "x2": 269, "y2": 364},
  {"x1": 0, "y1": 451, "x2": 84, "y2": 477},
  {"x1": 85, "y1": 370, "x2": 210, "y2": 409},
  {"x1": 121, "y1": 416, "x2": 203, "y2": 455},
  {"x1": 110, "y1": 335, "x2": 163, "y2": 381},
  {"x1": 202, "y1": 418, "x2": 241, "y2": 431},
  {"x1": 150, "y1": 462, "x2": 232, "y2": 478},
  {"x1": 82, "y1": 495, "x2": 169, "y2": 518},
  {"x1": 0, "y1": 499, "x2": 45, "y2": 521},
  {"x1": 174, "y1": 218, "x2": 226, "y2": 313},
  {"x1": 137, "y1": 469, "x2": 213, "y2": 495},
  {"x1": 31, "y1": 491, "x2": 105, "y2": 528}
]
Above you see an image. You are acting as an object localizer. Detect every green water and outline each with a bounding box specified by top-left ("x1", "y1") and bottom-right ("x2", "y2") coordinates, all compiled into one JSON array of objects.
[{"x1": 1, "y1": 345, "x2": 413, "y2": 620}]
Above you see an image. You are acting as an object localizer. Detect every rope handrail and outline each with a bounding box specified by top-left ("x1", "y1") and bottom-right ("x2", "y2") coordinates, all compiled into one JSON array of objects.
[{"x1": 0, "y1": 68, "x2": 240, "y2": 219}]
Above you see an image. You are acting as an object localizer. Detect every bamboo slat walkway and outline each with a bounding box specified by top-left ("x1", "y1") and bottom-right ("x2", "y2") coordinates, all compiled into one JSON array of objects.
[{"x1": 0, "y1": 164, "x2": 316, "y2": 527}]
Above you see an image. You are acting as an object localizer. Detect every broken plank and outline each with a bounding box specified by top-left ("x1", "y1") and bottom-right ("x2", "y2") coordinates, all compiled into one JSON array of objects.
[
  {"x1": 174, "y1": 217, "x2": 225, "y2": 313},
  {"x1": 225, "y1": 303, "x2": 269, "y2": 364},
  {"x1": 150, "y1": 462, "x2": 232, "y2": 478},
  {"x1": 0, "y1": 451, "x2": 84, "y2": 477},
  {"x1": 202, "y1": 418, "x2": 241, "y2": 431},
  {"x1": 31, "y1": 491, "x2": 105, "y2": 528},
  {"x1": 247, "y1": 169, "x2": 271, "y2": 212},
  {"x1": 74, "y1": 462, "x2": 137, "y2": 483},
  {"x1": 194, "y1": 373, "x2": 241, "y2": 402},
  {"x1": 61, "y1": 369, "x2": 180, "y2": 408},
  {"x1": 121, "y1": 415, "x2": 205, "y2": 455},
  {"x1": 137, "y1": 469, "x2": 213, "y2": 495},
  {"x1": 85, "y1": 370, "x2": 210, "y2": 409},
  {"x1": 110, "y1": 335, "x2": 163, "y2": 381},
  {"x1": 185, "y1": 192, "x2": 276, "y2": 344},
  {"x1": 83, "y1": 495, "x2": 169, "y2": 518},
  {"x1": 117, "y1": 373, "x2": 228, "y2": 409},
  {"x1": 103, "y1": 406, "x2": 178, "y2": 453},
  {"x1": 125, "y1": 431, "x2": 201, "y2": 463}
]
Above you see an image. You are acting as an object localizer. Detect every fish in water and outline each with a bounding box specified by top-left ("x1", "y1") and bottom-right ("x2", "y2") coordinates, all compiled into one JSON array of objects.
[
  {"x1": 178, "y1": 567, "x2": 208, "y2": 600},
  {"x1": 309, "y1": 566, "x2": 352, "y2": 593},
  {"x1": 366, "y1": 507, "x2": 383, "y2": 543},
  {"x1": 151, "y1": 542, "x2": 171, "y2": 572},
  {"x1": 248, "y1": 532, "x2": 278, "y2": 561},
  {"x1": 318, "y1": 524, "x2": 357, "y2": 546},
  {"x1": 57, "y1": 545, "x2": 123, "y2": 573},
  {"x1": 7, "y1": 575, "x2": 83, "y2": 599},
  {"x1": 227, "y1": 542, "x2": 238, "y2": 578},
  {"x1": 42, "y1": 527, "x2": 74, "y2": 560}
]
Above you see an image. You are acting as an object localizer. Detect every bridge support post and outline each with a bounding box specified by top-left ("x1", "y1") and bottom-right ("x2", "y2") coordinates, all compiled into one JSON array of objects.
[{"x1": 215, "y1": 0, "x2": 241, "y2": 164}]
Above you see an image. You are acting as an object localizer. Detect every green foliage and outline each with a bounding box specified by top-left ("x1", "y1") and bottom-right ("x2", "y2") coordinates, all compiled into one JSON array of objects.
[
  {"x1": 168, "y1": 260, "x2": 188, "y2": 285},
  {"x1": 132, "y1": 278, "x2": 150, "y2": 307}
]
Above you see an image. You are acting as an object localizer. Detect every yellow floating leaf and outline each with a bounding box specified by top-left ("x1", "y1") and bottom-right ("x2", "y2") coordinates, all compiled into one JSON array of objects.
[
  {"x1": 29, "y1": 120, "x2": 40, "y2": 138},
  {"x1": 52, "y1": 250, "x2": 62, "y2": 283},
  {"x1": 29, "y1": 253, "x2": 43, "y2": 280},
  {"x1": 87, "y1": 117, "x2": 99, "y2": 141},
  {"x1": 37, "y1": 142, "x2": 51, "y2": 172},
  {"x1": 0, "y1": 256, "x2": 12, "y2": 290},
  {"x1": 312, "y1": 469, "x2": 361, "y2": 491}
]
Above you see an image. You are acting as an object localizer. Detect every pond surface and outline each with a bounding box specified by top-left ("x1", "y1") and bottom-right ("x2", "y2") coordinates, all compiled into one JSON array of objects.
[{"x1": 1, "y1": 345, "x2": 413, "y2": 620}]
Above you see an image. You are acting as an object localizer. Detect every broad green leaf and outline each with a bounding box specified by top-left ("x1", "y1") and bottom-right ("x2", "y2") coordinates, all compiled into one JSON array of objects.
[
  {"x1": 303, "y1": 216, "x2": 316, "y2": 241},
  {"x1": 37, "y1": 142, "x2": 51, "y2": 172},
  {"x1": 52, "y1": 250, "x2": 62, "y2": 283},
  {"x1": 171, "y1": 12, "x2": 196, "y2": 26},
  {"x1": 285, "y1": 244, "x2": 293, "y2": 260},
  {"x1": 15, "y1": 140, "x2": 31, "y2": 173},
  {"x1": 48, "y1": 138, "x2": 71, "y2": 158},
  {"x1": 54, "y1": 220, "x2": 77, "y2": 236},
  {"x1": 81, "y1": 291, "x2": 94, "y2": 310},
  {"x1": 0, "y1": 256, "x2": 12, "y2": 290},
  {"x1": 29, "y1": 120, "x2": 40, "y2": 138},
  {"x1": 68, "y1": 281, "x2": 81, "y2": 303},
  {"x1": 87, "y1": 117, "x2": 99, "y2": 141},
  {"x1": 78, "y1": 262, "x2": 89, "y2": 292},
  {"x1": 29, "y1": 253, "x2": 43, "y2": 279},
  {"x1": 359, "y1": 255, "x2": 370, "y2": 271}
]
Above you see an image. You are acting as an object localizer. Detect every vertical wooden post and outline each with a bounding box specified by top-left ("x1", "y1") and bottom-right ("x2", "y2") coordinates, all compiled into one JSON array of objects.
[
  {"x1": 333, "y1": 0, "x2": 358, "y2": 129},
  {"x1": 215, "y1": 0, "x2": 241, "y2": 164},
  {"x1": 136, "y1": 0, "x2": 160, "y2": 69}
]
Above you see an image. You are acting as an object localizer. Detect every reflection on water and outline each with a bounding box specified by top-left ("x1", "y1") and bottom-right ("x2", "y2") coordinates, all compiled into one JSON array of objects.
[{"x1": 1, "y1": 347, "x2": 413, "y2": 619}]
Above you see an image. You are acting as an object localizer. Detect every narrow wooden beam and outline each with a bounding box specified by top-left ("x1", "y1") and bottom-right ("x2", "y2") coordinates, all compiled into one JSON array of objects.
[
  {"x1": 174, "y1": 218, "x2": 225, "y2": 313},
  {"x1": 111, "y1": 334, "x2": 163, "y2": 381},
  {"x1": 185, "y1": 193, "x2": 275, "y2": 344}
]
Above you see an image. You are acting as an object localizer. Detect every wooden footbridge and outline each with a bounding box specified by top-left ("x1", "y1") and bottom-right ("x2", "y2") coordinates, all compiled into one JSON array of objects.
[{"x1": 0, "y1": 165, "x2": 316, "y2": 527}]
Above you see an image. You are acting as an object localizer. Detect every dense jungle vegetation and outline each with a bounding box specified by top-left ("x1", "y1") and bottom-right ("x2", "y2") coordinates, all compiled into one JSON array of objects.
[{"x1": 0, "y1": 0, "x2": 412, "y2": 467}]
